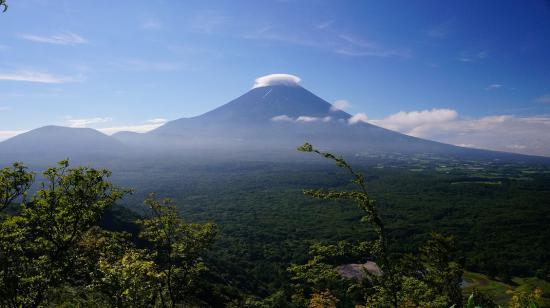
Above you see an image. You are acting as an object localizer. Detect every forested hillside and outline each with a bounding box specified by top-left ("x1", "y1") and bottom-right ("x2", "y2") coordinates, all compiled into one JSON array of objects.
[{"x1": 1, "y1": 145, "x2": 548, "y2": 307}]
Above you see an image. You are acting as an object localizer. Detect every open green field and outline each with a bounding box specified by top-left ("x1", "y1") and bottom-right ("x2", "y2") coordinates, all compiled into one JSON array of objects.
[{"x1": 463, "y1": 272, "x2": 550, "y2": 306}]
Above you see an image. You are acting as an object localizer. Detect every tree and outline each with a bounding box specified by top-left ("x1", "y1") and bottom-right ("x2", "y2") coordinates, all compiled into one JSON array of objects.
[
  {"x1": 418, "y1": 233, "x2": 463, "y2": 305},
  {"x1": 293, "y1": 143, "x2": 463, "y2": 307},
  {"x1": 506, "y1": 288, "x2": 542, "y2": 308},
  {"x1": 0, "y1": 161, "x2": 222, "y2": 307},
  {"x1": 138, "y1": 194, "x2": 219, "y2": 307},
  {"x1": 93, "y1": 248, "x2": 161, "y2": 307},
  {"x1": 0, "y1": 162, "x2": 34, "y2": 212},
  {"x1": 308, "y1": 290, "x2": 339, "y2": 308},
  {"x1": 0, "y1": 160, "x2": 126, "y2": 307},
  {"x1": 65, "y1": 226, "x2": 158, "y2": 307},
  {"x1": 295, "y1": 143, "x2": 400, "y2": 306}
]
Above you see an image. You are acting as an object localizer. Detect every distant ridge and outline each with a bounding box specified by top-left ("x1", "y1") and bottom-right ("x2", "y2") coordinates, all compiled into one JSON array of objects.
[
  {"x1": 0, "y1": 126, "x2": 125, "y2": 163},
  {"x1": 1, "y1": 78, "x2": 549, "y2": 164}
]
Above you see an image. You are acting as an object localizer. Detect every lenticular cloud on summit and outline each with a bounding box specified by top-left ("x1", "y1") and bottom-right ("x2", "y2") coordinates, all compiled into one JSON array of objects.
[{"x1": 253, "y1": 73, "x2": 301, "y2": 88}]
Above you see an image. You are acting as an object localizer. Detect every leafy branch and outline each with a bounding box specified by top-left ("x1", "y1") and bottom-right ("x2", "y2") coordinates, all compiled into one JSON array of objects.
[{"x1": 297, "y1": 143, "x2": 388, "y2": 267}]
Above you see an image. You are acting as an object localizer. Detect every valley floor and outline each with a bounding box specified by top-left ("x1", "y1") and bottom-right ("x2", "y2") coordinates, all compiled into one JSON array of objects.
[{"x1": 462, "y1": 272, "x2": 550, "y2": 306}]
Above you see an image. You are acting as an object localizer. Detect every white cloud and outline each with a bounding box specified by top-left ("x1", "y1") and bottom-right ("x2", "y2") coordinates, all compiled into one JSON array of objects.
[
  {"x1": 142, "y1": 19, "x2": 162, "y2": 30},
  {"x1": 457, "y1": 143, "x2": 476, "y2": 148},
  {"x1": 330, "y1": 99, "x2": 350, "y2": 112},
  {"x1": 535, "y1": 94, "x2": 550, "y2": 104},
  {"x1": 0, "y1": 130, "x2": 27, "y2": 141},
  {"x1": 271, "y1": 115, "x2": 331, "y2": 123},
  {"x1": 348, "y1": 113, "x2": 369, "y2": 125},
  {"x1": 66, "y1": 117, "x2": 112, "y2": 128},
  {"x1": 98, "y1": 119, "x2": 168, "y2": 135},
  {"x1": 458, "y1": 50, "x2": 489, "y2": 63},
  {"x1": 296, "y1": 116, "x2": 318, "y2": 123},
  {"x1": 477, "y1": 51, "x2": 489, "y2": 59},
  {"x1": 271, "y1": 115, "x2": 294, "y2": 122},
  {"x1": 146, "y1": 118, "x2": 167, "y2": 124},
  {"x1": 296, "y1": 116, "x2": 331, "y2": 123},
  {"x1": 18, "y1": 32, "x2": 88, "y2": 45},
  {"x1": 253, "y1": 74, "x2": 301, "y2": 88},
  {"x1": 190, "y1": 10, "x2": 229, "y2": 33},
  {"x1": 110, "y1": 59, "x2": 182, "y2": 72},
  {"x1": 485, "y1": 84, "x2": 502, "y2": 90},
  {"x1": 369, "y1": 109, "x2": 550, "y2": 156},
  {"x1": 369, "y1": 108, "x2": 457, "y2": 132},
  {"x1": 0, "y1": 70, "x2": 82, "y2": 83},
  {"x1": 243, "y1": 26, "x2": 325, "y2": 49},
  {"x1": 244, "y1": 24, "x2": 408, "y2": 59},
  {"x1": 63, "y1": 117, "x2": 168, "y2": 135},
  {"x1": 335, "y1": 34, "x2": 411, "y2": 58},
  {"x1": 317, "y1": 21, "x2": 334, "y2": 30},
  {"x1": 507, "y1": 144, "x2": 526, "y2": 150}
]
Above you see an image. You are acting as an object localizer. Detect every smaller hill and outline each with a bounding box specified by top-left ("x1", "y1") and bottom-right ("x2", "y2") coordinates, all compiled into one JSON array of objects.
[{"x1": 0, "y1": 126, "x2": 125, "y2": 163}]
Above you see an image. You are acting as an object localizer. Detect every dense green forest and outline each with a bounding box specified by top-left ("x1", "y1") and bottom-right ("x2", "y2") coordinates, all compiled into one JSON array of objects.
[
  {"x1": 1, "y1": 145, "x2": 549, "y2": 307},
  {"x1": 106, "y1": 152, "x2": 550, "y2": 294}
]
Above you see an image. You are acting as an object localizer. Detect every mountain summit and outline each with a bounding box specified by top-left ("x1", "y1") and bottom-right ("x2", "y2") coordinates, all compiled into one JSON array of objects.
[
  {"x1": 133, "y1": 74, "x2": 491, "y2": 157},
  {"x1": 152, "y1": 81, "x2": 349, "y2": 134},
  {"x1": 0, "y1": 74, "x2": 542, "y2": 162}
]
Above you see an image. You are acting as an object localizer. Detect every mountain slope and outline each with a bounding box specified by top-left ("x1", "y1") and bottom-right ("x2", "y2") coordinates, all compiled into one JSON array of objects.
[
  {"x1": 153, "y1": 84, "x2": 349, "y2": 133},
  {"x1": 140, "y1": 84, "x2": 512, "y2": 159},
  {"x1": 0, "y1": 126, "x2": 125, "y2": 163},
  {"x1": 1, "y1": 81, "x2": 547, "y2": 163}
]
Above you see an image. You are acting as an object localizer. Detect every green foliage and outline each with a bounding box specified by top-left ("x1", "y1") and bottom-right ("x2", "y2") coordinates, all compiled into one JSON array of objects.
[
  {"x1": 507, "y1": 288, "x2": 543, "y2": 308},
  {"x1": 462, "y1": 288, "x2": 543, "y2": 308},
  {"x1": 24, "y1": 160, "x2": 126, "y2": 255},
  {"x1": 70, "y1": 227, "x2": 156, "y2": 307},
  {"x1": 468, "y1": 288, "x2": 499, "y2": 308},
  {"x1": 291, "y1": 143, "x2": 464, "y2": 307},
  {"x1": 419, "y1": 233, "x2": 463, "y2": 304},
  {"x1": 0, "y1": 160, "x2": 126, "y2": 307},
  {"x1": 94, "y1": 249, "x2": 160, "y2": 307},
  {"x1": 138, "y1": 194, "x2": 219, "y2": 307},
  {"x1": 462, "y1": 272, "x2": 550, "y2": 307},
  {"x1": 297, "y1": 142, "x2": 389, "y2": 268},
  {"x1": 0, "y1": 162, "x2": 34, "y2": 212},
  {"x1": 0, "y1": 161, "x2": 223, "y2": 307},
  {"x1": 308, "y1": 290, "x2": 339, "y2": 308},
  {"x1": 1, "y1": 151, "x2": 548, "y2": 306},
  {"x1": 288, "y1": 256, "x2": 345, "y2": 297},
  {"x1": 108, "y1": 153, "x2": 550, "y2": 294}
]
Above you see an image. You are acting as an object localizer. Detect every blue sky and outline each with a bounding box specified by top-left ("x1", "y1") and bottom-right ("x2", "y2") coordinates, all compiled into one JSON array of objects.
[{"x1": 1, "y1": 0, "x2": 550, "y2": 155}]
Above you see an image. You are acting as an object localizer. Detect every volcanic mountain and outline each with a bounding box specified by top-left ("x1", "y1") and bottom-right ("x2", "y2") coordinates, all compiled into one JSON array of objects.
[
  {"x1": 113, "y1": 74, "x2": 506, "y2": 159},
  {"x1": 0, "y1": 74, "x2": 544, "y2": 163}
]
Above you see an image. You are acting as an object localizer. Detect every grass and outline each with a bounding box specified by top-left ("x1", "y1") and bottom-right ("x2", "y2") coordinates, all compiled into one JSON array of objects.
[
  {"x1": 451, "y1": 181, "x2": 502, "y2": 185},
  {"x1": 463, "y1": 272, "x2": 511, "y2": 304},
  {"x1": 462, "y1": 272, "x2": 550, "y2": 306}
]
